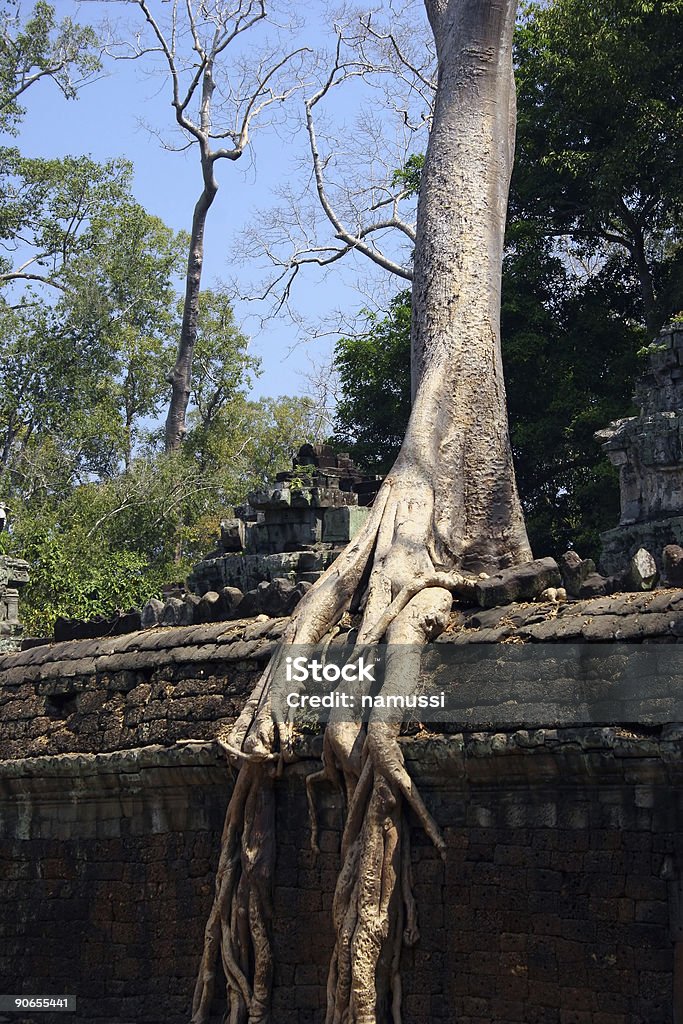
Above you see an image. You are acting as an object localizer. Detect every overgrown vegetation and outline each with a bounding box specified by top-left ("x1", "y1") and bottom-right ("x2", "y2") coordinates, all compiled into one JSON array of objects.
[
  {"x1": 333, "y1": 0, "x2": 682, "y2": 561},
  {"x1": 0, "y1": 2, "x2": 319, "y2": 634}
]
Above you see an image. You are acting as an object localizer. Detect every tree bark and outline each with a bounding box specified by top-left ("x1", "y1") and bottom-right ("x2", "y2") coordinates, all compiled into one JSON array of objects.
[
  {"x1": 409, "y1": 0, "x2": 530, "y2": 572},
  {"x1": 613, "y1": 201, "x2": 660, "y2": 338},
  {"x1": 631, "y1": 225, "x2": 660, "y2": 339},
  {"x1": 192, "y1": 3, "x2": 532, "y2": 1021},
  {"x1": 164, "y1": 156, "x2": 218, "y2": 452}
]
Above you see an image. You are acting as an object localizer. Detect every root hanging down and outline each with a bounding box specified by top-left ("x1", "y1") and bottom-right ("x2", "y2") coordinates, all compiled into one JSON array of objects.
[{"x1": 191, "y1": 477, "x2": 482, "y2": 1024}]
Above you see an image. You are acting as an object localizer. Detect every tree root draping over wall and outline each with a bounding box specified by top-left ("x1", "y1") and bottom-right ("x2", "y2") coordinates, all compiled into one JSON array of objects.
[
  {"x1": 190, "y1": 472, "x2": 524, "y2": 1023},
  {"x1": 191, "y1": 1, "x2": 529, "y2": 1018}
]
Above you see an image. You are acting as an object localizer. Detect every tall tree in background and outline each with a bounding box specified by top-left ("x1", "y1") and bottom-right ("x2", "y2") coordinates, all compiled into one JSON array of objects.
[
  {"x1": 0, "y1": 157, "x2": 185, "y2": 486},
  {"x1": 122, "y1": 0, "x2": 308, "y2": 451},
  {"x1": 512, "y1": 0, "x2": 683, "y2": 335},
  {"x1": 192, "y1": 2, "x2": 530, "y2": 1022}
]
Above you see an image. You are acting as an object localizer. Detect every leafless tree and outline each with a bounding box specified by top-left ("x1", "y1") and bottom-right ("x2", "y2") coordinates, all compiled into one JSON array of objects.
[
  {"x1": 115, "y1": 0, "x2": 311, "y2": 451},
  {"x1": 238, "y1": 0, "x2": 437, "y2": 321},
  {"x1": 192, "y1": 2, "x2": 531, "y2": 1022}
]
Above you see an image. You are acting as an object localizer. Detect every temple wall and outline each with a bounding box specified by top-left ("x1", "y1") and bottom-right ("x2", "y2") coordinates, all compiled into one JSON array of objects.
[
  {"x1": 0, "y1": 735, "x2": 680, "y2": 1024},
  {"x1": 1, "y1": 601, "x2": 682, "y2": 1024}
]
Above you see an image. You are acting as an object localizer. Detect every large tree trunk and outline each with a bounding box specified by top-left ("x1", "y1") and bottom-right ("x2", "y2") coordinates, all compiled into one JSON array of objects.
[
  {"x1": 409, "y1": 0, "x2": 529, "y2": 572},
  {"x1": 165, "y1": 160, "x2": 217, "y2": 452},
  {"x1": 191, "y1": 3, "x2": 530, "y2": 1022}
]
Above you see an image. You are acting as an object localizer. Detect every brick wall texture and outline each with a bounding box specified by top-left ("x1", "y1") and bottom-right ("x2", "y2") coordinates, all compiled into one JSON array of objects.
[
  {"x1": 0, "y1": 604, "x2": 682, "y2": 1023},
  {"x1": 0, "y1": 731, "x2": 681, "y2": 1024}
]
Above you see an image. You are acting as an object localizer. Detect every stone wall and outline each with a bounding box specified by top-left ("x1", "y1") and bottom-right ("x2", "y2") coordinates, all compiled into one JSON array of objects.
[
  {"x1": 1, "y1": 597, "x2": 683, "y2": 1023},
  {"x1": 0, "y1": 733, "x2": 680, "y2": 1024},
  {"x1": 597, "y1": 324, "x2": 683, "y2": 575},
  {"x1": 0, "y1": 618, "x2": 283, "y2": 760}
]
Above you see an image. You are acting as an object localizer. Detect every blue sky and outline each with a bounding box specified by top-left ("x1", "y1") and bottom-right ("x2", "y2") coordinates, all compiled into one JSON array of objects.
[{"x1": 16, "y1": 0, "x2": 416, "y2": 399}]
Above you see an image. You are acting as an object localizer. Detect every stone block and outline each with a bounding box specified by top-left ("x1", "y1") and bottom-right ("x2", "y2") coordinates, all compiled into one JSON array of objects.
[
  {"x1": 559, "y1": 550, "x2": 596, "y2": 598},
  {"x1": 322, "y1": 505, "x2": 369, "y2": 544},
  {"x1": 140, "y1": 598, "x2": 164, "y2": 629},
  {"x1": 625, "y1": 548, "x2": 659, "y2": 591},
  {"x1": 662, "y1": 543, "x2": 683, "y2": 585},
  {"x1": 195, "y1": 591, "x2": 221, "y2": 623},
  {"x1": 474, "y1": 558, "x2": 562, "y2": 608},
  {"x1": 577, "y1": 572, "x2": 612, "y2": 598},
  {"x1": 160, "y1": 598, "x2": 192, "y2": 627},
  {"x1": 220, "y1": 517, "x2": 245, "y2": 552},
  {"x1": 600, "y1": 515, "x2": 683, "y2": 575},
  {"x1": 217, "y1": 586, "x2": 244, "y2": 619}
]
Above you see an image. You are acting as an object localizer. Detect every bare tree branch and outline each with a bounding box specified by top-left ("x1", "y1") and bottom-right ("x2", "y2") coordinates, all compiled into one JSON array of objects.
[
  {"x1": 109, "y1": 0, "x2": 313, "y2": 451},
  {"x1": 240, "y1": 6, "x2": 434, "y2": 320}
]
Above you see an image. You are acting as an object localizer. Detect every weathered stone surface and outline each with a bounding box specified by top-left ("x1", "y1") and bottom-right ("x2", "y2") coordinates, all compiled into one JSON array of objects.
[
  {"x1": 220, "y1": 517, "x2": 245, "y2": 552},
  {"x1": 474, "y1": 557, "x2": 562, "y2": 608},
  {"x1": 601, "y1": 515, "x2": 683, "y2": 576},
  {"x1": 217, "y1": 586, "x2": 244, "y2": 619},
  {"x1": 578, "y1": 571, "x2": 612, "y2": 598},
  {"x1": 188, "y1": 445, "x2": 378, "y2": 594},
  {"x1": 2, "y1": 586, "x2": 683, "y2": 1022},
  {"x1": 240, "y1": 578, "x2": 310, "y2": 619},
  {"x1": 195, "y1": 590, "x2": 221, "y2": 623},
  {"x1": 597, "y1": 325, "x2": 683, "y2": 574},
  {"x1": 663, "y1": 544, "x2": 683, "y2": 586},
  {"x1": 260, "y1": 577, "x2": 311, "y2": 617},
  {"x1": 625, "y1": 547, "x2": 659, "y2": 591},
  {"x1": 0, "y1": 555, "x2": 29, "y2": 649},
  {"x1": 239, "y1": 580, "x2": 271, "y2": 618},
  {"x1": 141, "y1": 597, "x2": 164, "y2": 628},
  {"x1": 0, "y1": 734, "x2": 680, "y2": 1024},
  {"x1": 160, "y1": 598, "x2": 192, "y2": 627},
  {"x1": 559, "y1": 549, "x2": 596, "y2": 597},
  {"x1": 187, "y1": 549, "x2": 338, "y2": 597}
]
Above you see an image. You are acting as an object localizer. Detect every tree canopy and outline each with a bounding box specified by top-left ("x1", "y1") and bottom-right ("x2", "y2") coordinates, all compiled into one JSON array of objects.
[
  {"x1": 333, "y1": 0, "x2": 681, "y2": 561},
  {"x1": 513, "y1": 0, "x2": 683, "y2": 334},
  {"x1": 0, "y1": 0, "x2": 101, "y2": 133},
  {"x1": 0, "y1": 3, "x2": 323, "y2": 633}
]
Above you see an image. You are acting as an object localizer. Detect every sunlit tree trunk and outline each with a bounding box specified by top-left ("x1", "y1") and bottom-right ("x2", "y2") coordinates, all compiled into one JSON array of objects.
[
  {"x1": 192, "y1": 3, "x2": 531, "y2": 1022},
  {"x1": 164, "y1": 158, "x2": 217, "y2": 452},
  {"x1": 407, "y1": 0, "x2": 530, "y2": 572}
]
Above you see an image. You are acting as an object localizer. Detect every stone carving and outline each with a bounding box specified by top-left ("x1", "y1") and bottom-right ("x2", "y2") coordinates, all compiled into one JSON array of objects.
[
  {"x1": 596, "y1": 323, "x2": 683, "y2": 574},
  {"x1": 0, "y1": 555, "x2": 30, "y2": 652}
]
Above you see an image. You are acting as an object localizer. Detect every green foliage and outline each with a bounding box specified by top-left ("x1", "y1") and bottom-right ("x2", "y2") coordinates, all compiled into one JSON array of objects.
[
  {"x1": 0, "y1": 165, "x2": 189, "y2": 491},
  {"x1": 1, "y1": 382, "x2": 321, "y2": 633},
  {"x1": 189, "y1": 288, "x2": 261, "y2": 434},
  {"x1": 501, "y1": 225, "x2": 643, "y2": 559},
  {"x1": 0, "y1": 0, "x2": 100, "y2": 133},
  {"x1": 0, "y1": 6, "x2": 323, "y2": 634},
  {"x1": 513, "y1": 0, "x2": 683, "y2": 331},
  {"x1": 391, "y1": 154, "x2": 424, "y2": 199},
  {"x1": 332, "y1": 291, "x2": 412, "y2": 474},
  {"x1": 0, "y1": 151, "x2": 136, "y2": 286}
]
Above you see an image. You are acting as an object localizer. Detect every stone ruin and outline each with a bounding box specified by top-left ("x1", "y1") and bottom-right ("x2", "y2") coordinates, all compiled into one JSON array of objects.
[
  {"x1": 134, "y1": 445, "x2": 383, "y2": 630},
  {"x1": 187, "y1": 443, "x2": 381, "y2": 596},
  {"x1": 0, "y1": 555, "x2": 29, "y2": 653},
  {"x1": 597, "y1": 322, "x2": 683, "y2": 577}
]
